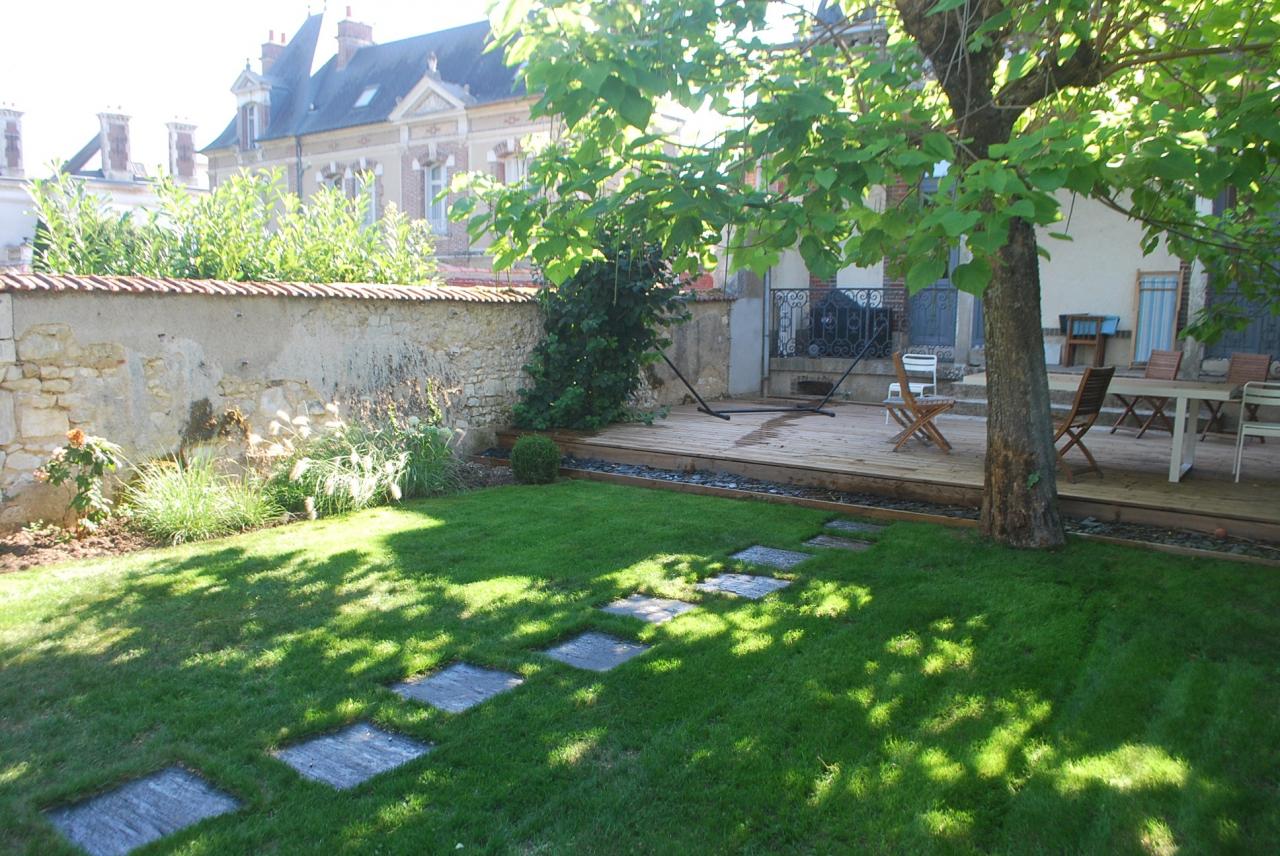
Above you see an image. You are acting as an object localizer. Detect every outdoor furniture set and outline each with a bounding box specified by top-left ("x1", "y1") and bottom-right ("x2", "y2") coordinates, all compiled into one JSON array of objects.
[{"x1": 884, "y1": 350, "x2": 1277, "y2": 484}]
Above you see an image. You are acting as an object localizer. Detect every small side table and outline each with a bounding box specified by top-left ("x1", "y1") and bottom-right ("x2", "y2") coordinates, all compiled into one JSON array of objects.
[{"x1": 1062, "y1": 314, "x2": 1109, "y2": 367}]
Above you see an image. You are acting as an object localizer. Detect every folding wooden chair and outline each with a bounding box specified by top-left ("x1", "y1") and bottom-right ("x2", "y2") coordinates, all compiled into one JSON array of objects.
[
  {"x1": 1201, "y1": 352, "x2": 1272, "y2": 442},
  {"x1": 883, "y1": 352, "x2": 955, "y2": 453},
  {"x1": 1056, "y1": 365, "x2": 1116, "y2": 481},
  {"x1": 1110, "y1": 349, "x2": 1182, "y2": 438}
]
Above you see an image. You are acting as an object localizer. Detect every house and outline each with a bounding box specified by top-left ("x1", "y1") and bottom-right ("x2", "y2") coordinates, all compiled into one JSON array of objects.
[
  {"x1": 0, "y1": 108, "x2": 203, "y2": 271},
  {"x1": 201, "y1": 11, "x2": 552, "y2": 267}
]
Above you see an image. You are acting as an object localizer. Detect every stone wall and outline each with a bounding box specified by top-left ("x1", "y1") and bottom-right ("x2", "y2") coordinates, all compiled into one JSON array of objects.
[
  {"x1": 0, "y1": 275, "x2": 734, "y2": 530},
  {"x1": 636, "y1": 296, "x2": 733, "y2": 409},
  {"x1": 0, "y1": 277, "x2": 543, "y2": 529}
]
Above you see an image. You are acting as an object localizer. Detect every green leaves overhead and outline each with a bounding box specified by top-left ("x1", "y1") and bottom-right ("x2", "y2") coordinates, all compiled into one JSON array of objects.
[{"x1": 468, "y1": 0, "x2": 1280, "y2": 335}]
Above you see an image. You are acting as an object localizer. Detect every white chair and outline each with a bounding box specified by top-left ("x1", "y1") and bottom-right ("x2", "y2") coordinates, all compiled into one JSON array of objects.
[
  {"x1": 1233, "y1": 381, "x2": 1280, "y2": 483},
  {"x1": 885, "y1": 354, "x2": 939, "y2": 423}
]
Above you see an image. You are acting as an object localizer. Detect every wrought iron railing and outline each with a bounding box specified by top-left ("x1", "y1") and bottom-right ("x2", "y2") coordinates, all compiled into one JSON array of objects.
[{"x1": 771, "y1": 288, "x2": 893, "y2": 359}]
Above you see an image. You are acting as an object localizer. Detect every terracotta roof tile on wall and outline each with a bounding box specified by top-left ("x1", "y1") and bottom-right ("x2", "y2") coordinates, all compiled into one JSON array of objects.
[{"x1": 0, "y1": 273, "x2": 540, "y2": 304}]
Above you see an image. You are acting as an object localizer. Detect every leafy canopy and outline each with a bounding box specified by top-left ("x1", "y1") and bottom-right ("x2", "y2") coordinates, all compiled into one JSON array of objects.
[{"x1": 465, "y1": 0, "x2": 1280, "y2": 339}]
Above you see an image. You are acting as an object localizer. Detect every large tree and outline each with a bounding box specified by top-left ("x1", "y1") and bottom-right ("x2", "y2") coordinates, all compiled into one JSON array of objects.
[{"x1": 459, "y1": 0, "x2": 1280, "y2": 547}]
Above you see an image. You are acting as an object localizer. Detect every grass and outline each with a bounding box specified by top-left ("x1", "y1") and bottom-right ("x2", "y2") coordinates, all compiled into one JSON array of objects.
[{"x1": 0, "y1": 479, "x2": 1277, "y2": 854}]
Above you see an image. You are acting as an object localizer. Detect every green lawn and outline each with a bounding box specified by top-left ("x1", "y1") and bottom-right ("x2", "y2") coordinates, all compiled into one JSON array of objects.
[{"x1": 1, "y1": 480, "x2": 1278, "y2": 855}]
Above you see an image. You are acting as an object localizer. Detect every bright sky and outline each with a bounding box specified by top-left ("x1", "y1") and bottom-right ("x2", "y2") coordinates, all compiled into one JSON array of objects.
[{"x1": 0, "y1": 1, "x2": 497, "y2": 177}]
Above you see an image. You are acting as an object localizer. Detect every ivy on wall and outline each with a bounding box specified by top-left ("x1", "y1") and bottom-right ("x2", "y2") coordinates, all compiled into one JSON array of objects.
[{"x1": 514, "y1": 235, "x2": 689, "y2": 430}]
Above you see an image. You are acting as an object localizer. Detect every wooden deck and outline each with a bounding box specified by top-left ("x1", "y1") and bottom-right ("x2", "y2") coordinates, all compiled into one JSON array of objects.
[{"x1": 501, "y1": 400, "x2": 1280, "y2": 540}]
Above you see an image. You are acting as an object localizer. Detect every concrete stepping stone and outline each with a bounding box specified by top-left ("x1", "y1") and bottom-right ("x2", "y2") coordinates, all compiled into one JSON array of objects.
[
  {"x1": 696, "y1": 573, "x2": 791, "y2": 600},
  {"x1": 805, "y1": 534, "x2": 873, "y2": 551},
  {"x1": 44, "y1": 766, "x2": 238, "y2": 856},
  {"x1": 273, "y1": 722, "x2": 431, "y2": 790},
  {"x1": 601, "y1": 594, "x2": 695, "y2": 624},
  {"x1": 393, "y1": 663, "x2": 523, "y2": 713},
  {"x1": 825, "y1": 519, "x2": 885, "y2": 535},
  {"x1": 730, "y1": 545, "x2": 812, "y2": 570},
  {"x1": 544, "y1": 631, "x2": 649, "y2": 672}
]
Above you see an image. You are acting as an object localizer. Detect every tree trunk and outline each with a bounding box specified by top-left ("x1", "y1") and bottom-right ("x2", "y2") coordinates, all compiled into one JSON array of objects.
[{"x1": 980, "y1": 216, "x2": 1065, "y2": 547}]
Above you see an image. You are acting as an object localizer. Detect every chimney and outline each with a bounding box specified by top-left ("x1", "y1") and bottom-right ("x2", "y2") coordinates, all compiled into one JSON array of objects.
[
  {"x1": 261, "y1": 29, "x2": 285, "y2": 74},
  {"x1": 336, "y1": 7, "x2": 373, "y2": 71},
  {"x1": 0, "y1": 108, "x2": 22, "y2": 178},
  {"x1": 167, "y1": 121, "x2": 198, "y2": 185},
  {"x1": 97, "y1": 111, "x2": 132, "y2": 182}
]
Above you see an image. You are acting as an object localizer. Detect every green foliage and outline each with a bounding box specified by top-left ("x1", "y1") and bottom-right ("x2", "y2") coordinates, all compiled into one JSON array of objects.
[
  {"x1": 125, "y1": 454, "x2": 281, "y2": 545},
  {"x1": 511, "y1": 236, "x2": 689, "y2": 430},
  {"x1": 509, "y1": 435, "x2": 561, "y2": 484},
  {"x1": 255, "y1": 400, "x2": 461, "y2": 519},
  {"x1": 471, "y1": 0, "x2": 1280, "y2": 341},
  {"x1": 28, "y1": 168, "x2": 439, "y2": 285},
  {"x1": 34, "y1": 429, "x2": 128, "y2": 530}
]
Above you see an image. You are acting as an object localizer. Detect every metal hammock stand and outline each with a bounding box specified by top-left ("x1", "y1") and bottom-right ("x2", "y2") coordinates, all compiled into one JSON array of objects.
[{"x1": 658, "y1": 313, "x2": 892, "y2": 421}]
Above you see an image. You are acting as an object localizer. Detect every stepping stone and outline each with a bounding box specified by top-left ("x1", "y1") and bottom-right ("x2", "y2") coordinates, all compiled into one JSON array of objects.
[
  {"x1": 601, "y1": 593, "x2": 695, "y2": 624},
  {"x1": 696, "y1": 573, "x2": 791, "y2": 600},
  {"x1": 544, "y1": 631, "x2": 649, "y2": 672},
  {"x1": 44, "y1": 766, "x2": 237, "y2": 856},
  {"x1": 805, "y1": 534, "x2": 873, "y2": 552},
  {"x1": 393, "y1": 663, "x2": 523, "y2": 713},
  {"x1": 730, "y1": 545, "x2": 812, "y2": 570},
  {"x1": 825, "y1": 519, "x2": 885, "y2": 535},
  {"x1": 273, "y1": 722, "x2": 431, "y2": 790}
]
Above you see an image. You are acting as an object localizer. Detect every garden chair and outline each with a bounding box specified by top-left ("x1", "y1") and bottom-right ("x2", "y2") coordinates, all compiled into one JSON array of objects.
[
  {"x1": 883, "y1": 352, "x2": 954, "y2": 453},
  {"x1": 1201, "y1": 352, "x2": 1273, "y2": 442},
  {"x1": 1055, "y1": 365, "x2": 1115, "y2": 482},
  {"x1": 1233, "y1": 382, "x2": 1280, "y2": 482},
  {"x1": 1109, "y1": 349, "x2": 1182, "y2": 438},
  {"x1": 884, "y1": 353, "x2": 938, "y2": 424}
]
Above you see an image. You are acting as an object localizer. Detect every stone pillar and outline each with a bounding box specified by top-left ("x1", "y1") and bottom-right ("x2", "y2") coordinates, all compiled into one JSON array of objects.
[
  {"x1": 166, "y1": 122, "x2": 198, "y2": 185},
  {"x1": 0, "y1": 108, "x2": 22, "y2": 178},
  {"x1": 98, "y1": 112, "x2": 132, "y2": 182}
]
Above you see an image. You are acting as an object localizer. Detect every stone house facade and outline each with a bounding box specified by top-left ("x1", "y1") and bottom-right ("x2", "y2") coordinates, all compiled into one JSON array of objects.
[{"x1": 202, "y1": 13, "x2": 553, "y2": 266}]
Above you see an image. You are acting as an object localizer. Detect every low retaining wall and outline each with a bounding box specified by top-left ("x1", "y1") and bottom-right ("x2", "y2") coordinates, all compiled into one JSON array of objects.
[{"x1": 0, "y1": 274, "x2": 732, "y2": 530}]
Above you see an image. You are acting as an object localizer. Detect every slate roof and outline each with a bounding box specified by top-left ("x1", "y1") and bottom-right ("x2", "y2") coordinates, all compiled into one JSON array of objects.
[
  {"x1": 204, "y1": 17, "x2": 523, "y2": 152},
  {"x1": 0, "y1": 272, "x2": 539, "y2": 304}
]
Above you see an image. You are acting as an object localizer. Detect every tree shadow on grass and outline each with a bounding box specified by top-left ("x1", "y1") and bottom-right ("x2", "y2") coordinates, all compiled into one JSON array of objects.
[{"x1": 2, "y1": 486, "x2": 1278, "y2": 854}]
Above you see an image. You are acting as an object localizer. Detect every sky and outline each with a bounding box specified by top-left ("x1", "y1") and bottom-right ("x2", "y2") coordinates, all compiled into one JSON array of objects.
[{"x1": 0, "y1": 1, "x2": 498, "y2": 176}]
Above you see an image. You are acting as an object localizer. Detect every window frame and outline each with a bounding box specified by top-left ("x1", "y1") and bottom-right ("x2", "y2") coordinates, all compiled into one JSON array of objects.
[{"x1": 424, "y1": 163, "x2": 448, "y2": 235}]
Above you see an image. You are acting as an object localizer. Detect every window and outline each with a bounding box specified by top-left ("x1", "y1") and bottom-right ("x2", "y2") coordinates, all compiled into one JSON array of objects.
[
  {"x1": 240, "y1": 104, "x2": 260, "y2": 150},
  {"x1": 504, "y1": 155, "x2": 530, "y2": 185},
  {"x1": 425, "y1": 164, "x2": 448, "y2": 234},
  {"x1": 353, "y1": 85, "x2": 378, "y2": 108},
  {"x1": 364, "y1": 178, "x2": 378, "y2": 226}
]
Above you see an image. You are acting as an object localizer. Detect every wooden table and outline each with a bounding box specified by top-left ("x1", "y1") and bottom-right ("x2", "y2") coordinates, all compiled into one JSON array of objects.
[{"x1": 966, "y1": 373, "x2": 1238, "y2": 483}]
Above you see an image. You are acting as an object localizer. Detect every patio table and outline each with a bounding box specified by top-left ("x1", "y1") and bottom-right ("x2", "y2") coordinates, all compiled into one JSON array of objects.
[{"x1": 965, "y1": 373, "x2": 1239, "y2": 483}]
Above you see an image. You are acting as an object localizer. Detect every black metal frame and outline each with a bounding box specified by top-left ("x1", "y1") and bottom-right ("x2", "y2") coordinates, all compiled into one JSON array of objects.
[{"x1": 660, "y1": 313, "x2": 892, "y2": 421}]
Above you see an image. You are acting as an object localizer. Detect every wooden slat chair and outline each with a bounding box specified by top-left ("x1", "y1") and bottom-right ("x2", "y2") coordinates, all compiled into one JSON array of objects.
[
  {"x1": 1109, "y1": 349, "x2": 1182, "y2": 438},
  {"x1": 1201, "y1": 352, "x2": 1272, "y2": 442},
  {"x1": 1056, "y1": 365, "x2": 1116, "y2": 482},
  {"x1": 883, "y1": 351, "x2": 955, "y2": 453},
  {"x1": 1234, "y1": 382, "x2": 1280, "y2": 482}
]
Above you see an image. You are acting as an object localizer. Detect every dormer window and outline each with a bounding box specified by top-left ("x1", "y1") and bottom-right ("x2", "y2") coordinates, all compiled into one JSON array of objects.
[
  {"x1": 239, "y1": 104, "x2": 261, "y2": 150},
  {"x1": 354, "y1": 86, "x2": 378, "y2": 108}
]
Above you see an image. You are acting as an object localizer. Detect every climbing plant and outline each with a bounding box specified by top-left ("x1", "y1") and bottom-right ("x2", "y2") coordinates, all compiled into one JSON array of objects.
[{"x1": 512, "y1": 234, "x2": 689, "y2": 430}]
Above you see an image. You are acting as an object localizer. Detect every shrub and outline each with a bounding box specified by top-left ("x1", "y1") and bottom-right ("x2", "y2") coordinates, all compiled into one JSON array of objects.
[
  {"x1": 28, "y1": 168, "x2": 439, "y2": 285},
  {"x1": 510, "y1": 435, "x2": 561, "y2": 484},
  {"x1": 512, "y1": 234, "x2": 689, "y2": 430},
  {"x1": 125, "y1": 454, "x2": 281, "y2": 545},
  {"x1": 34, "y1": 429, "x2": 128, "y2": 530},
  {"x1": 253, "y1": 400, "x2": 461, "y2": 519}
]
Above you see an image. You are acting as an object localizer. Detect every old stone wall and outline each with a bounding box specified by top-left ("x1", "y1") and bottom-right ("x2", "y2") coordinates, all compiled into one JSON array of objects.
[
  {"x1": 0, "y1": 278, "x2": 734, "y2": 530},
  {"x1": 0, "y1": 284, "x2": 542, "y2": 529},
  {"x1": 635, "y1": 297, "x2": 732, "y2": 410}
]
